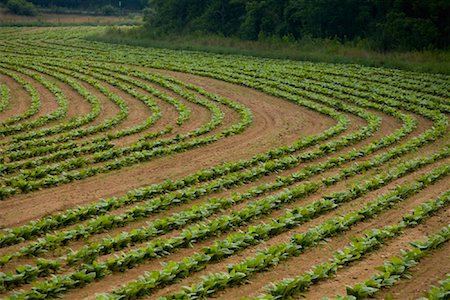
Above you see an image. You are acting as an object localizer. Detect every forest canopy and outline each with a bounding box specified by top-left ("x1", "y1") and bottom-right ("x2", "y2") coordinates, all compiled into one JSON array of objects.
[{"x1": 143, "y1": 0, "x2": 450, "y2": 51}]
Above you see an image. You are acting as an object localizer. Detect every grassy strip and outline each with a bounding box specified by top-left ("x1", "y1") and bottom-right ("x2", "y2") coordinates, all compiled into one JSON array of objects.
[{"x1": 90, "y1": 29, "x2": 450, "y2": 75}]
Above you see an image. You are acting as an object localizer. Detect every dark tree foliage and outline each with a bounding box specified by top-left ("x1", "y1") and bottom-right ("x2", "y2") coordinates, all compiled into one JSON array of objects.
[
  {"x1": 5, "y1": 0, "x2": 38, "y2": 15},
  {"x1": 144, "y1": 0, "x2": 450, "y2": 50}
]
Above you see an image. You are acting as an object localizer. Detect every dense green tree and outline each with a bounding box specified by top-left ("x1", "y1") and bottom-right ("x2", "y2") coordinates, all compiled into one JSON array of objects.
[
  {"x1": 200, "y1": 0, "x2": 246, "y2": 36},
  {"x1": 6, "y1": 0, "x2": 37, "y2": 16},
  {"x1": 238, "y1": 0, "x2": 286, "y2": 39},
  {"x1": 145, "y1": 0, "x2": 208, "y2": 32}
]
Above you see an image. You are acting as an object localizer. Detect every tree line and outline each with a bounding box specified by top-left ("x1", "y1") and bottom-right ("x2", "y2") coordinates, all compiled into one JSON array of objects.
[
  {"x1": 1, "y1": 0, "x2": 146, "y2": 15},
  {"x1": 144, "y1": 0, "x2": 450, "y2": 51},
  {"x1": 27, "y1": 0, "x2": 146, "y2": 10}
]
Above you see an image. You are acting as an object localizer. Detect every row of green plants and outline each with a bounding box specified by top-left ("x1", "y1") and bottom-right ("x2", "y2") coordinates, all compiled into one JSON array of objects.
[
  {"x1": 128, "y1": 51, "x2": 447, "y2": 105},
  {"x1": 238, "y1": 56, "x2": 449, "y2": 100},
  {"x1": 4, "y1": 28, "x2": 448, "y2": 103},
  {"x1": 105, "y1": 163, "x2": 450, "y2": 300},
  {"x1": 0, "y1": 92, "x2": 386, "y2": 290},
  {"x1": 308, "y1": 62, "x2": 450, "y2": 100},
  {"x1": 0, "y1": 49, "x2": 185, "y2": 162},
  {"x1": 1, "y1": 51, "x2": 434, "y2": 180},
  {"x1": 0, "y1": 32, "x2": 442, "y2": 190},
  {"x1": 0, "y1": 67, "x2": 40, "y2": 129},
  {"x1": 51, "y1": 52, "x2": 450, "y2": 177},
  {"x1": 88, "y1": 65, "x2": 191, "y2": 127},
  {"x1": 64, "y1": 142, "x2": 449, "y2": 267},
  {"x1": 418, "y1": 273, "x2": 450, "y2": 300},
  {"x1": 284, "y1": 66, "x2": 450, "y2": 114},
  {"x1": 215, "y1": 66, "x2": 445, "y2": 116},
  {"x1": 0, "y1": 60, "x2": 183, "y2": 168},
  {"x1": 0, "y1": 40, "x2": 370, "y2": 204},
  {"x1": 340, "y1": 224, "x2": 450, "y2": 299},
  {"x1": 0, "y1": 101, "x2": 413, "y2": 291},
  {"x1": 56, "y1": 28, "x2": 448, "y2": 93},
  {"x1": 296, "y1": 66, "x2": 450, "y2": 113},
  {"x1": 45, "y1": 60, "x2": 190, "y2": 136},
  {"x1": 0, "y1": 83, "x2": 9, "y2": 112},
  {"x1": 0, "y1": 34, "x2": 442, "y2": 234},
  {"x1": 0, "y1": 141, "x2": 115, "y2": 176},
  {"x1": 43, "y1": 62, "x2": 164, "y2": 139},
  {"x1": 244, "y1": 62, "x2": 450, "y2": 115},
  {"x1": 0, "y1": 86, "x2": 242, "y2": 199},
  {"x1": 193, "y1": 61, "x2": 446, "y2": 131},
  {"x1": 0, "y1": 63, "x2": 108, "y2": 170},
  {"x1": 85, "y1": 70, "x2": 225, "y2": 162},
  {"x1": 0, "y1": 65, "x2": 213, "y2": 195},
  {"x1": 251, "y1": 190, "x2": 450, "y2": 299},
  {"x1": 21, "y1": 28, "x2": 446, "y2": 115},
  {"x1": 2, "y1": 31, "x2": 440, "y2": 188}
]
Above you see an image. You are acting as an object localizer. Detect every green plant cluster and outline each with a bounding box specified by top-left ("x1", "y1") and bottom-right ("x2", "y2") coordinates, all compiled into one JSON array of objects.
[
  {"x1": 5, "y1": 0, "x2": 37, "y2": 16},
  {"x1": 252, "y1": 190, "x2": 450, "y2": 299},
  {"x1": 418, "y1": 274, "x2": 450, "y2": 300},
  {"x1": 341, "y1": 224, "x2": 450, "y2": 299},
  {"x1": 0, "y1": 83, "x2": 9, "y2": 112}
]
